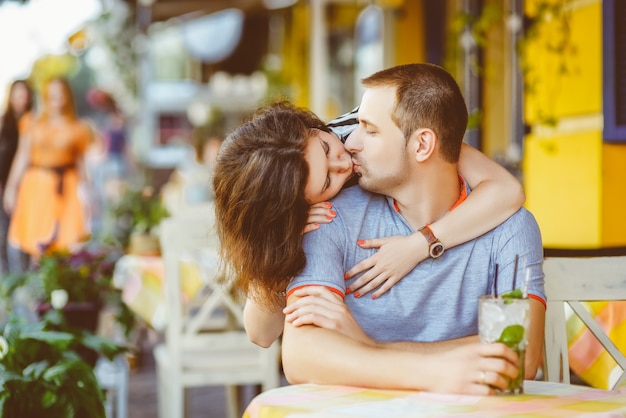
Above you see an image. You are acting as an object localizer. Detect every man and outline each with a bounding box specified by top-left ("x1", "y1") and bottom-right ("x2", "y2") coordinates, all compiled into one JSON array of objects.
[{"x1": 281, "y1": 63, "x2": 545, "y2": 395}]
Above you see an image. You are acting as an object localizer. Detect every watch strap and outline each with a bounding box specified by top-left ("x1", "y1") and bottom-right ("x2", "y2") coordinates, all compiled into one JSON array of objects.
[
  {"x1": 418, "y1": 225, "x2": 437, "y2": 245},
  {"x1": 418, "y1": 225, "x2": 445, "y2": 258}
]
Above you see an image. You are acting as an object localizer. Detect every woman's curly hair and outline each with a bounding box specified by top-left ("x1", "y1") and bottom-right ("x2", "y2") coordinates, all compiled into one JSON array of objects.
[{"x1": 212, "y1": 101, "x2": 329, "y2": 309}]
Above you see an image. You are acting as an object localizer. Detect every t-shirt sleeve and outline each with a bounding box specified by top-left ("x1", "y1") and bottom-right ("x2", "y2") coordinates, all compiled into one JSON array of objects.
[
  {"x1": 493, "y1": 209, "x2": 546, "y2": 307},
  {"x1": 287, "y1": 219, "x2": 347, "y2": 297}
]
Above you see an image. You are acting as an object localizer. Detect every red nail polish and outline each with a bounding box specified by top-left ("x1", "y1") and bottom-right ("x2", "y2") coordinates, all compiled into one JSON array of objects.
[
  {"x1": 354, "y1": 292, "x2": 360, "y2": 298},
  {"x1": 346, "y1": 288, "x2": 351, "y2": 294},
  {"x1": 325, "y1": 202, "x2": 332, "y2": 208},
  {"x1": 330, "y1": 210, "x2": 336, "y2": 216},
  {"x1": 344, "y1": 274, "x2": 349, "y2": 280},
  {"x1": 357, "y1": 240, "x2": 365, "y2": 245},
  {"x1": 372, "y1": 295, "x2": 377, "y2": 300}
]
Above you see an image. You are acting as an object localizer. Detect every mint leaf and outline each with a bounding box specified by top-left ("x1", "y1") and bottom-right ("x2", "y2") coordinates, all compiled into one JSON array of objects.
[{"x1": 497, "y1": 324, "x2": 525, "y2": 348}]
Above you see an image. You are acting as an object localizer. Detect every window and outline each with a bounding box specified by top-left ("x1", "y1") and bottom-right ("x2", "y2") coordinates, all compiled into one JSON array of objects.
[{"x1": 603, "y1": 0, "x2": 626, "y2": 142}]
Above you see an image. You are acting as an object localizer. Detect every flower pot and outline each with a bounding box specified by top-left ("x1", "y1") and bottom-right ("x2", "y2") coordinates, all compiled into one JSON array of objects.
[{"x1": 128, "y1": 232, "x2": 161, "y2": 256}]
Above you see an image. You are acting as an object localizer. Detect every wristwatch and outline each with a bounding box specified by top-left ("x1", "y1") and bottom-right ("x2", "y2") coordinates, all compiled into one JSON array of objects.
[{"x1": 418, "y1": 225, "x2": 445, "y2": 259}]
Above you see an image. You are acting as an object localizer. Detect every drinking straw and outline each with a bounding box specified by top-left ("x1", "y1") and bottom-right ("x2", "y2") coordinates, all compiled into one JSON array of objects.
[
  {"x1": 523, "y1": 264, "x2": 531, "y2": 298},
  {"x1": 493, "y1": 264, "x2": 499, "y2": 297},
  {"x1": 512, "y1": 254, "x2": 519, "y2": 291}
]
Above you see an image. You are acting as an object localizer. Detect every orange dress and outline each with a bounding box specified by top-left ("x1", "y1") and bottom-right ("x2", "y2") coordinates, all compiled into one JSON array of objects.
[{"x1": 9, "y1": 118, "x2": 92, "y2": 255}]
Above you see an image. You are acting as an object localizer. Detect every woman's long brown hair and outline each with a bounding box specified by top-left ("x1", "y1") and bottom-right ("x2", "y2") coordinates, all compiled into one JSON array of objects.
[{"x1": 213, "y1": 101, "x2": 329, "y2": 309}]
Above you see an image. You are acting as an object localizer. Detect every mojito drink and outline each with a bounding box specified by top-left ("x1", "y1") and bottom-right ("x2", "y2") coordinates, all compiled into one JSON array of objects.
[{"x1": 478, "y1": 294, "x2": 530, "y2": 394}]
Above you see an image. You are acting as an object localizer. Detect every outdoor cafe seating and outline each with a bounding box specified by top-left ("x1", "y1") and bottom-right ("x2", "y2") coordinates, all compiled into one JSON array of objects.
[
  {"x1": 241, "y1": 254, "x2": 626, "y2": 417},
  {"x1": 112, "y1": 167, "x2": 626, "y2": 416}
]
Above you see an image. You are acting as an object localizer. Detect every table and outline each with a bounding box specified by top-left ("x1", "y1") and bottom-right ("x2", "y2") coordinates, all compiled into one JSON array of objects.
[
  {"x1": 243, "y1": 381, "x2": 626, "y2": 418},
  {"x1": 112, "y1": 253, "x2": 205, "y2": 331}
]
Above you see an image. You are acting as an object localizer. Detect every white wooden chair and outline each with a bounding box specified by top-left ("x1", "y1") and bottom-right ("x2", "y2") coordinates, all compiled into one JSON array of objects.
[
  {"x1": 95, "y1": 355, "x2": 129, "y2": 418},
  {"x1": 543, "y1": 256, "x2": 626, "y2": 389},
  {"x1": 154, "y1": 209, "x2": 281, "y2": 418}
]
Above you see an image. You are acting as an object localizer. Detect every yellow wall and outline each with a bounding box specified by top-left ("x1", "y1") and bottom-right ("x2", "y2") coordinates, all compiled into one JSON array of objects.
[
  {"x1": 524, "y1": 1, "x2": 602, "y2": 124},
  {"x1": 288, "y1": 3, "x2": 312, "y2": 108},
  {"x1": 523, "y1": 0, "x2": 626, "y2": 248},
  {"x1": 601, "y1": 145, "x2": 626, "y2": 245},
  {"x1": 481, "y1": 0, "x2": 508, "y2": 159},
  {"x1": 393, "y1": 0, "x2": 425, "y2": 65},
  {"x1": 524, "y1": 129, "x2": 603, "y2": 247}
]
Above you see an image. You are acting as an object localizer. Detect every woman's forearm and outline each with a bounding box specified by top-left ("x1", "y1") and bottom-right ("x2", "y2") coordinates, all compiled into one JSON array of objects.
[
  {"x1": 243, "y1": 296, "x2": 285, "y2": 348},
  {"x1": 3, "y1": 134, "x2": 30, "y2": 212},
  {"x1": 429, "y1": 143, "x2": 524, "y2": 249}
]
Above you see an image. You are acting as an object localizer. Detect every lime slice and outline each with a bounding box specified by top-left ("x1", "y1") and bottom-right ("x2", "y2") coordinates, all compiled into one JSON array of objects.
[
  {"x1": 501, "y1": 288, "x2": 523, "y2": 299},
  {"x1": 497, "y1": 324, "x2": 525, "y2": 348}
]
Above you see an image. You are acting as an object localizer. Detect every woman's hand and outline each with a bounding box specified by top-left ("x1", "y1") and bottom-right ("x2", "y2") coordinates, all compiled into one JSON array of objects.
[
  {"x1": 3, "y1": 185, "x2": 16, "y2": 214},
  {"x1": 284, "y1": 286, "x2": 373, "y2": 345},
  {"x1": 345, "y1": 234, "x2": 427, "y2": 299},
  {"x1": 303, "y1": 202, "x2": 336, "y2": 234}
]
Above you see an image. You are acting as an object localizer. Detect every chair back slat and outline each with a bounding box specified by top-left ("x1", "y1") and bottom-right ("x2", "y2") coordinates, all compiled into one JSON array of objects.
[{"x1": 543, "y1": 256, "x2": 626, "y2": 390}]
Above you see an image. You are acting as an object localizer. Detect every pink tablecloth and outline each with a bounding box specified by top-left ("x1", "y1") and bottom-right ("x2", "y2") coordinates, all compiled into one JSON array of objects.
[{"x1": 244, "y1": 380, "x2": 626, "y2": 418}]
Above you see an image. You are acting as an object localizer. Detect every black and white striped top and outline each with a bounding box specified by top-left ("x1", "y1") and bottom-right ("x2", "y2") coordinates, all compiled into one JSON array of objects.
[{"x1": 327, "y1": 107, "x2": 359, "y2": 144}]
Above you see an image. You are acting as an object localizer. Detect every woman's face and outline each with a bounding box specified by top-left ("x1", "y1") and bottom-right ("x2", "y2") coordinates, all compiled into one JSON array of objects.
[
  {"x1": 45, "y1": 80, "x2": 69, "y2": 112},
  {"x1": 304, "y1": 129, "x2": 354, "y2": 204},
  {"x1": 10, "y1": 83, "x2": 30, "y2": 114}
]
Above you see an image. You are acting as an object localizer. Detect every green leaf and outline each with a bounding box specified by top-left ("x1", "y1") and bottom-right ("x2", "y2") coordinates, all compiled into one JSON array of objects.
[
  {"x1": 497, "y1": 324, "x2": 525, "y2": 348},
  {"x1": 43, "y1": 362, "x2": 73, "y2": 381},
  {"x1": 22, "y1": 329, "x2": 74, "y2": 348},
  {"x1": 23, "y1": 361, "x2": 50, "y2": 379},
  {"x1": 0, "y1": 370, "x2": 25, "y2": 386},
  {"x1": 501, "y1": 288, "x2": 523, "y2": 299},
  {"x1": 80, "y1": 332, "x2": 127, "y2": 360},
  {"x1": 41, "y1": 390, "x2": 58, "y2": 408}
]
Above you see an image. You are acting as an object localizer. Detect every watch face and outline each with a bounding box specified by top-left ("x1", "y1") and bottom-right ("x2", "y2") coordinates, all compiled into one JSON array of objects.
[{"x1": 430, "y1": 242, "x2": 445, "y2": 258}]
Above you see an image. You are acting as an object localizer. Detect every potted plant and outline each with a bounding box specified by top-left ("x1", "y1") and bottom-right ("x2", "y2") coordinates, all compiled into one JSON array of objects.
[
  {"x1": 111, "y1": 185, "x2": 169, "y2": 255},
  {"x1": 0, "y1": 316, "x2": 124, "y2": 417},
  {"x1": 0, "y1": 243, "x2": 136, "y2": 365}
]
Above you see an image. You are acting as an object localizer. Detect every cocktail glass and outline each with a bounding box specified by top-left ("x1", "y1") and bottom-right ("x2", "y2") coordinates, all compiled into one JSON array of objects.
[{"x1": 478, "y1": 295, "x2": 530, "y2": 394}]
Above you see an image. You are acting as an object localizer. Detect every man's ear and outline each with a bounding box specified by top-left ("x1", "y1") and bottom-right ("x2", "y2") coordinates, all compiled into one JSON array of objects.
[{"x1": 410, "y1": 128, "x2": 437, "y2": 162}]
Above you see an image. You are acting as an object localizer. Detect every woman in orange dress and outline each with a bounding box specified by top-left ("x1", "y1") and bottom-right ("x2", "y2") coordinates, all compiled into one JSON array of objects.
[{"x1": 3, "y1": 77, "x2": 94, "y2": 260}]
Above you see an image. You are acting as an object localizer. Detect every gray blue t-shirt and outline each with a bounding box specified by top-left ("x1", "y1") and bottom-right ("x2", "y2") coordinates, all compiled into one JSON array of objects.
[{"x1": 287, "y1": 183, "x2": 545, "y2": 343}]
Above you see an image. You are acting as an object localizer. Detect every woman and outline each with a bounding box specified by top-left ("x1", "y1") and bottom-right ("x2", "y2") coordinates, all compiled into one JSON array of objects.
[
  {"x1": 213, "y1": 101, "x2": 525, "y2": 346},
  {"x1": 0, "y1": 80, "x2": 34, "y2": 274},
  {"x1": 4, "y1": 78, "x2": 94, "y2": 261}
]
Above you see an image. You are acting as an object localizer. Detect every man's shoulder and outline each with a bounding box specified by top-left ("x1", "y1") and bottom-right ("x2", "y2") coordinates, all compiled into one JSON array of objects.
[
  {"x1": 331, "y1": 183, "x2": 369, "y2": 201},
  {"x1": 503, "y1": 207, "x2": 539, "y2": 227},
  {"x1": 491, "y1": 207, "x2": 542, "y2": 240}
]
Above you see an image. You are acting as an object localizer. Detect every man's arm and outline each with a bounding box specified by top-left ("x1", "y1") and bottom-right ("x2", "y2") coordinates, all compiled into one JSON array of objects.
[
  {"x1": 281, "y1": 289, "x2": 520, "y2": 395},
  {"x1": 285, "y1": 286, "x2": 477, "y2": 351}
]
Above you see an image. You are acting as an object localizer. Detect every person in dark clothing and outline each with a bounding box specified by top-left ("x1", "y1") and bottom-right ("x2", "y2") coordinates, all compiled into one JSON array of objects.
[{"x1": 0, "y1": 80, "x2": 33, "y2": 275}]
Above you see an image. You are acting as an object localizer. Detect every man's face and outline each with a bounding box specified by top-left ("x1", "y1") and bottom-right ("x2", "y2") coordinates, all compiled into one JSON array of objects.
[{"x1": 345, "y1": 86, "x2": 411, "y2": 194}]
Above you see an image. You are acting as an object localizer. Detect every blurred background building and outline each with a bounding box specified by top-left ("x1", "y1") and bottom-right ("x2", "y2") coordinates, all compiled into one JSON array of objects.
[{"x1": 0, "y1": 0, "x2": 624, "y2": 250}]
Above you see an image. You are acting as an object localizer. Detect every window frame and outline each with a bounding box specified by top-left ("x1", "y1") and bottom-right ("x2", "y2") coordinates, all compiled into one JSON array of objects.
[{"x1": 603, "y1": 0, "x2": 626, "y2": 142}]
